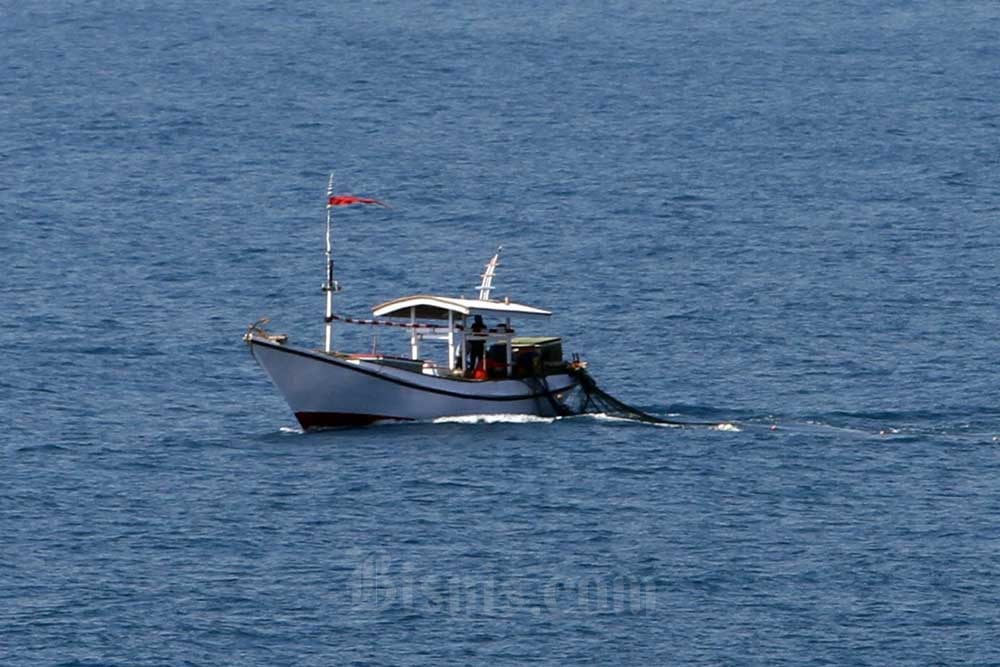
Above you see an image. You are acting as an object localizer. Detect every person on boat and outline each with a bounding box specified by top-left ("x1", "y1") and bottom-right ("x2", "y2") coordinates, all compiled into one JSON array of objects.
[
  {"x1": 486, "y1": 343, "x2": 507, "y2": 379},
  {"x1": 468, "y1": 315, "x2": 487, "y2": 376}
]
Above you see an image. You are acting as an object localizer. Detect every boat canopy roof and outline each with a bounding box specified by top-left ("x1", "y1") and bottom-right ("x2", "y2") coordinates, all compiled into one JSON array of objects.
[{"x1": 372, "y1": 294, "x2": 551, "y2": 321}]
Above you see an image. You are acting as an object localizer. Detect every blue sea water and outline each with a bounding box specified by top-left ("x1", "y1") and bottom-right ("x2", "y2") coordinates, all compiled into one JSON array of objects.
[{"x1": 3, "y1": 1, "x2": 1000, "y2": 664}]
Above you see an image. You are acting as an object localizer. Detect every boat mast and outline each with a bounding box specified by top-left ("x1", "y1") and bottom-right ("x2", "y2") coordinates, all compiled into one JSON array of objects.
[
  {"x1": 478, "y1": 246, "x2": 502, "y2": 301},
  {"x1": 324, "y1": 173, "x2": 336, "y2": 353}
]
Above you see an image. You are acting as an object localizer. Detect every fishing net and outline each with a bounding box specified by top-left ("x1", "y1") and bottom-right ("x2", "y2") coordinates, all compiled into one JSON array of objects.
[{"x1": 537, "y1": 366, "x2": 682, "y2": 425}]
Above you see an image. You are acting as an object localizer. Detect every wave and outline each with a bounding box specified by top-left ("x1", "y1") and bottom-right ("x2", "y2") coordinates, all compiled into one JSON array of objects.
[
  {"x1": 271, "y1": 410, "x2": 996, "y2": 443},
  {"x1": 15, "y1": 443, "x2": 69, "y2": 454},
  {"x1": 713, "y1": 422, "x2": 742, "y2": 432},
  {"x1": 431, "y1": 414, "x2": 557, "y2": 425},
  {"x1": 583, "y1": 412, "x2": 681, "y2": 428}
]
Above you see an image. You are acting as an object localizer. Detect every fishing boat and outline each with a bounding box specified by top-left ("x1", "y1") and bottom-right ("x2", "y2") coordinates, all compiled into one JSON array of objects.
[{"x1": 243, "y1": 176, "x2": 586, "y2": 429}]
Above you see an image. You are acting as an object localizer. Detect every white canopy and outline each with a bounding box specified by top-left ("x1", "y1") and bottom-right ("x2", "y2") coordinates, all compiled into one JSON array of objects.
[{"x1": 372, "y1": 294, "x2": 551, "y2": 321}]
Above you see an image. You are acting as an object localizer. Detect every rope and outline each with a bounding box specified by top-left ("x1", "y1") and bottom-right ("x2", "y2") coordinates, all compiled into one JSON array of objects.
[{"x1": 326, "y1": 313, "x2": 433, "y2": 328}]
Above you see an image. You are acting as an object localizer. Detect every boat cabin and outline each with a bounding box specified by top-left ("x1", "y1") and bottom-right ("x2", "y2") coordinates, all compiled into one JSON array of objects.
[{"x1": 369, "y1": 294, "x2": 563, "y2": 379}]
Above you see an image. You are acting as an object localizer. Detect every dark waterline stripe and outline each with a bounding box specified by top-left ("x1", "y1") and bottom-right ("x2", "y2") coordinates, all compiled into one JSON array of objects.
[{"x1": 296, "y1": 412, "x2": 411, "y2": 430}]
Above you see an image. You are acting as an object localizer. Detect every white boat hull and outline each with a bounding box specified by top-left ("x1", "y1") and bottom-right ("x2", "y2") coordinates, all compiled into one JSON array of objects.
[{"x1": 247, "y1": 335, "x2": 579, "y2": 429}]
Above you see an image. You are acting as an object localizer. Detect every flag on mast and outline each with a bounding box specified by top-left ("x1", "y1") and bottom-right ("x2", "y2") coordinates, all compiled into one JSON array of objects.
[{"x1": 327, "y1": 195, "x2": 389, "y2": 208}]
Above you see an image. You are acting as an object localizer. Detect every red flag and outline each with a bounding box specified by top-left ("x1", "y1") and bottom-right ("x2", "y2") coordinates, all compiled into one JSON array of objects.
[{"x1": 327, "y1": 195, "x2": 388, "y2": 208}]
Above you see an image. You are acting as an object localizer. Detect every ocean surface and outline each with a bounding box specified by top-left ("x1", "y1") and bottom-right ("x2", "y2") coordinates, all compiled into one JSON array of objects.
[{"x1": 3, "y1": 1, "x2": 1000, "y2": 664}]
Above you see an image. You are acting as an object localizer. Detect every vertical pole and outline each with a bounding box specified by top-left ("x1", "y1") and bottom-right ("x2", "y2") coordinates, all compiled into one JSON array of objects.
[
  {"x1": 324, "y1": 174, "x2": 334, "y2": 353},
  {"x1": 447, "y1": 310, "x2": 455, "y2": 371},
  {"x1": 409, "y1": 306, "x2": 419, "y2": 359},
  {"x1": 505, "y1": 317, "x2": 512, "y2": 377},
  {"x1": 459, "y1": 317, "x2": 467, "y2": 373}
]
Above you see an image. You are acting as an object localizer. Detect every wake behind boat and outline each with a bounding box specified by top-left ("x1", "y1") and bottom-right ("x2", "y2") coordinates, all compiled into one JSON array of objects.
[{"x1": 243, "y1": 176, "x2": 587, "y2": 429}]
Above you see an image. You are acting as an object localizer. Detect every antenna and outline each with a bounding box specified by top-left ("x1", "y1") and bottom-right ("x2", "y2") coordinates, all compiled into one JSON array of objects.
[{"x1": 477, "y1": 245, "x2": 502, "y2": 301}]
